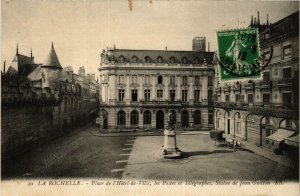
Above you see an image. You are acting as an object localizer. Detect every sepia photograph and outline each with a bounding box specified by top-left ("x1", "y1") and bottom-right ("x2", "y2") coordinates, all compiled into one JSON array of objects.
[{"x1": 1, "y1": 0, "x2": 299, "y2": 195}]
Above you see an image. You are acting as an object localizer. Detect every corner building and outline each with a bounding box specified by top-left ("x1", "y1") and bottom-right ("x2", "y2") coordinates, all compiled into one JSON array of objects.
[
  {"x1": 99, "y1": 48, "x2": 215, "y2": 132},
  {"x1": 214, "y1": 11, "x2": 299, "y2": 150}
]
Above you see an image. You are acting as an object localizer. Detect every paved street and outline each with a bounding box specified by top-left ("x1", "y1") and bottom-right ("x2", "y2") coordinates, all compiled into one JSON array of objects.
[
  {"x1": 2, "y1": 124, "x2": 135, "y2": 179},
  {"x1": 2, "y1": 124, "x2": 298, "y2": 181}
]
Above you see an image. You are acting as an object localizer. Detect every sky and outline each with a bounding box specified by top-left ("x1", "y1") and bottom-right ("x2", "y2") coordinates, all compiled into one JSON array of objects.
[{"x1": 1, "y1": 0, "x2": 299, "y2": 75}]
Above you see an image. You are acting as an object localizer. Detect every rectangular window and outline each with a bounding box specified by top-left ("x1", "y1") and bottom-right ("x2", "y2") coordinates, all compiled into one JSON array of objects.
[
  {"x1": 145, "y1": 75, "x2": 150, "y2": 85},
  {"x1": 263, "y1": 93, "x2": 270, "y2": 104},
  {"x1": 283, "y1": 44, "x2": 292, "y2": 60},
  {"x1": 225, "y1": 94, "x2": 230, "y2": 102},
  {"x1": 170, "y1": 90, "x2": 175, "y2": 101},
  {"x1": 157, "y1": 89, "x2": 163, "y2": 99},
  {"x1": 144, "y1": 90, "x2": 150, "y2": 101},
  {"x1": 283, "y1": 67, "x2": 292, "y2": 79},
  {"x1": 248, "y1": 94, "x2": 253, "y2": 103},
  {"x1": 131, "y1": 89, "x2": 138, "y2": 102},
  {"x1": 235, "y1": 94, "x2": 241, "y2": 102},
  {"x1": 132, "y1": 75, "x2": 137, "y2": 84},
  {"x1": 158, "y1": 76, "x2": 163, "y2": 84},
  {"x1": 262, "y1": 72, "x2": 270, "y2": 81},
  {"x1": 182, "y1": 76, "x2": 188, "y2": 85},
  {"x1": 208, "y1": 90, "x2": 213, "y2": 101},
  {"x1": 182, "y1": 90, "x2": 188, "y2": 102},
  {"x1": 170, "y1": 76, "x2": 175, "y2": 85},
  {"x1": 208, "y1": 110, "x2": 213, "y2": 124},
  {"x1": 282, "y1": 93, "x2": 292, "y2": 108},
  {"x1": 118, "y1": 89, "x2": 125, "y2": 101},
  {"x1": 119, "y1": 75, "x2": 124, "y2": 84},
  {"x1": 194, "y1": 90, "x2": 200, "y2": 102},
  {"x1": 195, "y1": 76, "x2": 200, "y2": 85},
  {"x1": 208, "y1": 76, "x2": 213, "y2": 86}
]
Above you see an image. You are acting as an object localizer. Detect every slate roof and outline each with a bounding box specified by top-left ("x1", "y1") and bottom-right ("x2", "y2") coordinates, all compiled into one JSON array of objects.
[
  {"x1": 106, "y1": 49, "x2": 215, "y2": 64},
  {"x1": 42, "y1": 43, "x2": 63, "y2": 69},
  {"x1": 27, "y1": 65, "x2": 72, "y2": 88}
]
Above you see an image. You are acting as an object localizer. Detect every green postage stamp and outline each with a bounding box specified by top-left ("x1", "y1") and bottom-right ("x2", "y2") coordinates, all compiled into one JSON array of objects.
[{"x1": 217, "y1": 28, "x2": 261, "y2": 81}]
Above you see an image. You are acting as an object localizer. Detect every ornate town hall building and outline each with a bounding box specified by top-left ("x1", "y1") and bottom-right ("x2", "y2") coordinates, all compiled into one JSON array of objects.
[{"x1": 98, "y1": 44, "x2": 215, "y2": 132}]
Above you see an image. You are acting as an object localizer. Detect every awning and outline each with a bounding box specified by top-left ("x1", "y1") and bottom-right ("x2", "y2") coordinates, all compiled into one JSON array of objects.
[
  {"x1": 266, "y1": 129, "x2": 295, "y2": 142},
  {"x1": 284, "y1": 135, "x2": 299, "y2": 147}
]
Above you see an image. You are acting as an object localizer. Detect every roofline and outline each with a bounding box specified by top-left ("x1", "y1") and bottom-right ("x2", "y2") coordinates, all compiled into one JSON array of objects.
[
  {"x1": 107, "y1": 49, "x2": 214, "y2": 53},
  {"x1": 271, "y1": 11, "x2": 299, "y2": 27}
]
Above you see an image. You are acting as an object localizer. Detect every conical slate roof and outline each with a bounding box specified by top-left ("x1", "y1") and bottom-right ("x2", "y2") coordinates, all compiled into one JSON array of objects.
[{"x1": 43, "y1": 42, "x2": 62, "y2": 69}]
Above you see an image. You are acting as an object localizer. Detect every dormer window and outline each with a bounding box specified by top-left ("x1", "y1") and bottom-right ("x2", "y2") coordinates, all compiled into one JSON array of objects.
[
  {"x1": 157, "y1": 56, "x2": 163, "y2": 63},
  {"x1": 132, "y1": 56, "x2": 138, "y2": 63},
  {"x1": 182, "y1": 57, "x2": 188, "y2": 64},
  {"x1": 195, "y1": 57, "x2": 200, "y2": 64},
  {"x1": 145, "y1": 56, "x2": 150, "y2": 63},
  {"x1": 170, "y1": 56, "x2": 175, "y2": 63},
  {"x1": 119, "y1": 56, "x2": 125, "y2": 63}
]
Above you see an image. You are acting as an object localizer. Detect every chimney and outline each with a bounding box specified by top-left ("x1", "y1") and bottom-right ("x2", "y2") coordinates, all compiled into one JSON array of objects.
[
  {"x1": 208, "y1": 42, "x2": 210, "y2": 52},
  {"x1": 16, "y1": 43, "x2": 19, "y2": 55},
  {"x1": 257, "y1": 11, "x2": 260, "y2": 25},
  {"x1": 114, "y1": 44, "x2": 116, "y2": 49},
  {"x1": 266, "y1": 14, "x2": 269, "y2": 26},
  {"x1": 165, "y1": 46, "x2": 168, "y2": 51},
  {"x1": 250, "y1": 15, "x2": 253, "y2": 26},
  {"x1": 3, "y1": 61, "x2": 6, "y2": 74}
]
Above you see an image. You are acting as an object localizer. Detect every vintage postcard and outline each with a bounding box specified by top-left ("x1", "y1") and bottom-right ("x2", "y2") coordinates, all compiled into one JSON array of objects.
[{"x1": 1, "y1": 0, "x2": 299, "y2": 195}]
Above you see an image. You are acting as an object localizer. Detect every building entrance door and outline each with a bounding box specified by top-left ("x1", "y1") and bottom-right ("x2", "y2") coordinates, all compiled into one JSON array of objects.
[
  {"x1": 227, "y1": 119, "x2": 230, "y2": 134},
  {"x1": 156, "y1": 110, "x2": 164, "y2": 129},
  {"x1": 103, "y1": 116, "x2": 108, "y2": 129},
  {"x1": 181, "y1": 110, "x2": 189, "y2": 127}
]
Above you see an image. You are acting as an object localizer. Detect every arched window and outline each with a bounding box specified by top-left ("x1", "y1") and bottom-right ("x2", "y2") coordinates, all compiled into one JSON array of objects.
[
  {"x1": 194, "y1": 110, "x2": 201, "y2": 124},
  {"x1": 130, "y1": 110, "x2": 139, "y2": 125},
  {"x1": 119, "y1": 56, "x2": 125, "y2": 63},
  {"x1": 182, "y1": 57, "x2": 188, "y2": 64},
  {"x1": 132, "y1": 56, "x2": 138, "y2": 63},
  {"x1": 117, "y1": 110, "x2": 126, "y2": 125},
  {"x1": 145, "y1": 56, "x2": 150, "y2": 63},
  {"x1": 157, "y1": 56, "x2": 163, "y2": 63},
  {"x1": 170, "y1": 56, "x2": 175, "y2": 63},
  {"x1": 158, "y1": 75, "x2": 163, "y2": 84},
  {"x1": 195, "y1": 57, "x2": 200, "y2": 64},
  {"x1": 143, "y1": 110, "x2": 151, "y2": 124}
]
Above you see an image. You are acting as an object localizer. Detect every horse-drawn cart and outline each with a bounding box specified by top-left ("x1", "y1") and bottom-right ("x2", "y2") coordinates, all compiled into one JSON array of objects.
[{"x1": 210, "y1": 130, "x2": 226, "y2": 145}]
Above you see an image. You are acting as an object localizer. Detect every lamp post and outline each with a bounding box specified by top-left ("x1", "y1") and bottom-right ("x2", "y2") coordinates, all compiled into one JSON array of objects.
[{"x1": 163, "y1": 110, "x2": 182, "y2": 159}]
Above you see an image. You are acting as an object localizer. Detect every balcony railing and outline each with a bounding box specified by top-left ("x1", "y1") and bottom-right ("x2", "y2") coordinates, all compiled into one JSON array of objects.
[
  {"x1": 214, "y1": 101, "x2": 247, "y2": 109},
  {"x1": 222, "y1": 86, "x2": 230, "y2": 92},
  {"x1": 257, "y1": 80, "x2": 272, "y2": 89},
  {"x1": 244, "y1": 83, "x2": 255, "y2": 90},
  {"x1": 140, "y1": 100, "x2": 182, "y2": 106},
  {"x1": 248, "y1": 103, "x2": 298, "y2": 119},
  {"x1": 273, "y1": 78, "x2": 293, "y2": 87}
]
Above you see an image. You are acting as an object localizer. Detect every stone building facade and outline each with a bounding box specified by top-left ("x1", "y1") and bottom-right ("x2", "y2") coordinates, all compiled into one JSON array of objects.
[
  {"x1": 1, "y1": 43, "x2": 99, "y2": 156},
  {"x1": 214, "y1": 11, "x2": 299, "y2": 150},
  {"x1": 98, "y1": 46, "x2": 216, "y2": 132}
]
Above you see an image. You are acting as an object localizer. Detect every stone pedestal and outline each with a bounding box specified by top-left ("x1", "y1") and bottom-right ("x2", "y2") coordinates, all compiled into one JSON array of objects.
[{"x1": 163, "y1": 129, "x2": 181, "y2": 159}]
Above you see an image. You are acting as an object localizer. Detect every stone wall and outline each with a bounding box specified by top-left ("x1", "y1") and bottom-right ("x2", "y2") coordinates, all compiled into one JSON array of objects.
[{"x1": 1, "y1": 103, "x2": 89, "y2": 158}]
